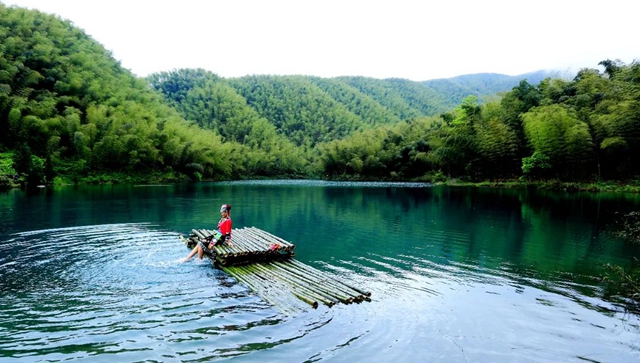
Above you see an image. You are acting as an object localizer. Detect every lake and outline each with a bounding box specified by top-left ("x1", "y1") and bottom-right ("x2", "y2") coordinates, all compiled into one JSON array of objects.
[{"x1": 1, "y1": 181, "x2": 639, "y2": 362}]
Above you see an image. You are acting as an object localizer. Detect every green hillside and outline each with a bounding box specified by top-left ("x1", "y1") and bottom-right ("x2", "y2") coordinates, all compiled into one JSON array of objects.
[
  {"x1": 422, "y1": 70, "x2": 555, "y2": 107},
  {"x1": 307, "y1": 77, "x2": 402, "y2": 126},
  {"x1": 0, "y1": 4, "x2": 307, "y2": 187},
  {"x1": 317, "y1": 62, "x2": 640, "y2": 182},
  {"x1": 150, "y1": 71, "x2": 547, "y2": 149},
  {"x1": 5, "y1": 3, "x2": 636, "y2": 189},
  {"x1": 226, "y1": 75, "x2": 366, "y2": 147}
]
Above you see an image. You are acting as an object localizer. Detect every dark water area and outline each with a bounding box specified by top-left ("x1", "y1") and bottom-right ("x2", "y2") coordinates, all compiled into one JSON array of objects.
[{"x1": 1, "y1": 181, "x2": 639, "y2": 362}]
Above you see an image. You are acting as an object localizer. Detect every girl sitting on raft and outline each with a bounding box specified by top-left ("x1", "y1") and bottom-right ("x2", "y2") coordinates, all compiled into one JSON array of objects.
[{"x1": 181, "y1": 204, "x2": 232, "y2": 262}]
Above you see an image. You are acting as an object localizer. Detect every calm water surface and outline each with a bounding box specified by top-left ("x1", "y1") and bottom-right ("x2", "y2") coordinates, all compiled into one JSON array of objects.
[{"x1": 1, "y1": 181, "x2": 639, "y2": 362}]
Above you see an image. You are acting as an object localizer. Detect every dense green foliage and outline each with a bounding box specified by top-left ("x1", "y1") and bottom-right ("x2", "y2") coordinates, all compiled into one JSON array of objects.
[
  {"x1": 146, "y1": 69, "x2": 308, "y2": 176},
  {"x1": 422, "y1": 71, "x2": 552, "y2": 107},
  {"x1": 0, "y1": 4, "x2": 307, "y2": 185},
  {"x1": 0, "y1": 151, "x2": 16, "y2": 188},
  {"x1": 149, "y1": 71, "x2": 540, "y2": 150},
  {"x1": 319, "y1": 63, "x2": 640, "y2": 182},
  {"x1": 2, "y1": 4, "x2": 639, "y2": 188}
]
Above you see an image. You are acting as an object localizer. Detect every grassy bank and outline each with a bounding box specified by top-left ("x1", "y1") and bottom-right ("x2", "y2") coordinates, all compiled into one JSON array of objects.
[{"x1": 440, "y1": 180, "x2": 640, "y2": 193}]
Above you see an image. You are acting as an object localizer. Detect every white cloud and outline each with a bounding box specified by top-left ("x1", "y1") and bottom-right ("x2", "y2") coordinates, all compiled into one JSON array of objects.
[{"x1": 5, "y1": 0, "x2": 638, "y2": 80}]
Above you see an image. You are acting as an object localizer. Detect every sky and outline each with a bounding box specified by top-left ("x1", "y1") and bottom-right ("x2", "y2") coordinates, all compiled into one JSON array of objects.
[{"x1": 4, "y1": 0, "x2": 638, "y2": 81}]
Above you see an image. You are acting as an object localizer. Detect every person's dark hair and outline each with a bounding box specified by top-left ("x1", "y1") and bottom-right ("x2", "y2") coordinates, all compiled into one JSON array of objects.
[{"x1": 220, "y1": 204, "x2": 232, "y2": 214}]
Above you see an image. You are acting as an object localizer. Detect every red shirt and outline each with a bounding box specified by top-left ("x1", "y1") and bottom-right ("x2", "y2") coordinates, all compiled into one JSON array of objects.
[{"x1": 218, "y1": 217, "x2": 232, "y2": 237}]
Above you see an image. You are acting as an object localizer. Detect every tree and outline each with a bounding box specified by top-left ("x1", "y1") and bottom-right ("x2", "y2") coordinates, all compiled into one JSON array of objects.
[
  {"x1": 500, "y1": 80, "x2": 541, "y2": 159},
  {"x1": 599, "y1": 59, "x2": 623, "y2": 79},
  {"x1": 12, "y1": 142, "x2": 33, "y2": 177},
  {"x1": 522, "y1": 152, "x2": 551, "y2": 179},
  {"x1": 522, "y1": 105, "x2": 594, "y2": 179}
]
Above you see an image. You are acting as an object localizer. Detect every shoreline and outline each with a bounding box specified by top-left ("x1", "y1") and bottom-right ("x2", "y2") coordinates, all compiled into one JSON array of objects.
[
  {"x1": 4, "y1": 176, "x2": 640, "y2": 194},
  {"x1": 439, "y1": 180, "x2": 640, "y2": 193}
]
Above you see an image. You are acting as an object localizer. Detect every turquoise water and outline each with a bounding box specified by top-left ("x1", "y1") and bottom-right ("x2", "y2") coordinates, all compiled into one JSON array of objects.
[{"x1": 1, "y1": 181, "x2": 639, "y2": 362}]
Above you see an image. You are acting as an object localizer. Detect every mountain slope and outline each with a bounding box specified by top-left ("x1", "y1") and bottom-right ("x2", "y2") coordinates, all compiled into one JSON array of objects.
[
  {"x1": 150, "y1": 70, "x2": 559, "y2": 148},
  {"x1": 422, "y1": 70, "x2": 555, "y2": 107},
  {"x1": 227, "y1": 75, "x2": 366, "y2": 147},
  {"x1": 0, "y1": 4, "x2": 307, "y2": 183}
]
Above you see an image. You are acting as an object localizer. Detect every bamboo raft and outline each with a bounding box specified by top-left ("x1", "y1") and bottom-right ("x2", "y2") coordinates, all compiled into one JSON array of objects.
[{"x1": 181, "y1": 227, "x2": 371, "y2": 312}]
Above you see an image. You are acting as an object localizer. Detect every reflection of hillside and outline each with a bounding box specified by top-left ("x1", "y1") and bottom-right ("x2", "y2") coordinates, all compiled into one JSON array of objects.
[
  {"x1": 4, "y1": 183, "x2": 639, "y2": 291},
  {"x1": 254, "y1": 185, "x2": 640, "y2": 288}
]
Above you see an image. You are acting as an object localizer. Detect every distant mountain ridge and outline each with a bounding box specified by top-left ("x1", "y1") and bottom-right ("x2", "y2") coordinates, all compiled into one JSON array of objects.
[
  {"x1": 420, "y1": 70, "x2": 557, "y2": 108},
  {"x1": 149, "y1": 70, "x2": 561, "y2": 148}
]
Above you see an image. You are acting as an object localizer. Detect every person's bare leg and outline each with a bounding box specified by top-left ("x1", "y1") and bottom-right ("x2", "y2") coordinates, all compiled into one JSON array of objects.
[
  {"x1": 181, "y1": 245, "x2": 200, "y2": 262},
  {"x1": 198, "y1": 245, "x2": 204, "y2": 259}
]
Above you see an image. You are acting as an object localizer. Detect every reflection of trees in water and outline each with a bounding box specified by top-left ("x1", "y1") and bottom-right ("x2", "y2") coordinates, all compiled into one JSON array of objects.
[
  {"x1": 295, "y1": 184, "x2": 640, "y2": 315},
  {"x1": 316, "y1": 186, "x2": 640, "y2": 290},
  {"x1": 605, "y1": 211, "x2": 640, "y2": 312},
  {"x1": 4, "y1": 182, "x2": 640, "y2": 315},
  {"x1": 615, "y1": 212, "x2": 640, "y2": 242}
]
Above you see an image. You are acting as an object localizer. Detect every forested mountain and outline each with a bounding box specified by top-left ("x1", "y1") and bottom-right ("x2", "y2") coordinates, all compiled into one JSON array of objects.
[
  {"x1": 319, "y1": 61, "x2": 640, "y2": 182},
  {"x1": 3, "y1": 3, "x2": 638, "y2": 188},
  {"x1": 332, "y1": 76, "x2": 448, "y2": 120},
  {"x1": 150, "y1": 71, "x2": 547, "y2": 149},
  {"x1": 306, "y1": 77, "x2": 402, "y2": 126},
  {"x1": 151, "y1": 72, "x2": 451, "y2": 148},
  {"x1": 422, "y1": 70, "x2": 555, "y2": 108},
  {"x1": 147, "y1": 71, "x2": 404, "y2": 148},
  {"x1": 226, "y1": 76, "x2": 366, "y2": 147},
  {"x1": 0, "y1": 4, "x2": 307, "y2": 187}
]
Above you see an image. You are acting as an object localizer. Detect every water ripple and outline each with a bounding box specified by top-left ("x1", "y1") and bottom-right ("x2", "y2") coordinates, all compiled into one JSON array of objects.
[
  {"x1": 2, "y1": 219, "x2": 639, "y2": 362},
  {"x1": 0, "y1": 224, "x2": 344, "y2": 361}
]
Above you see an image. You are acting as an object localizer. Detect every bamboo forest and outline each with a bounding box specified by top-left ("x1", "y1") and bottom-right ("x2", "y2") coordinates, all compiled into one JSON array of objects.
[{"x1": 2, "y1": 4, "x2": 638, "y2": 190}]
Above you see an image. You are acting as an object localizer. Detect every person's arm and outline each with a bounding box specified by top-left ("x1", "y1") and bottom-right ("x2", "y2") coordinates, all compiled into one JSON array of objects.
[{"x1": 221, "y1": 219, "x2": 232, "y2": 245}]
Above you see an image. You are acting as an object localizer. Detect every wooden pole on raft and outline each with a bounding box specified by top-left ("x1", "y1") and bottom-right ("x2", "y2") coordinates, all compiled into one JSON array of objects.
[
  {"x1": 245, "y1": 227, "x2": 296, "y2": 252},
  {"x1": 268, "y1": 261, "x2": 355, "y2": 303},
  {"x1": 287, "y1": 259, "x2": 372, "y2": 299},
  {"x1": 234, "y1": 264, "x2": 319, "y2": 310},
  {"x1": 247, "y1": 227, "x2": 296, "y2": 249},
  {"x1": 225, "y1": 266, "x2": 302, "y2": 314},
  {"x1": 251, "y1": 263, "x2": 337, "y2": 307}
]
